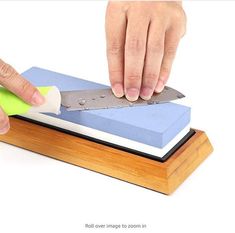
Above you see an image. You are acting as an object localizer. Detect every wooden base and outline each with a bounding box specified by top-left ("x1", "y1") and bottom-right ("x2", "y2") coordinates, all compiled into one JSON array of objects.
[{"x1": 0, "y1": 117, "x2": 213, "y2": 194}]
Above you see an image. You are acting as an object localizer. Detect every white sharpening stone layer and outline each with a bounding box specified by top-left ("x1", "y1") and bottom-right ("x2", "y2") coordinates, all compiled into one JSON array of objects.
[{"x1": 22, "y1": 111, "x2": 190, "y2": 159}]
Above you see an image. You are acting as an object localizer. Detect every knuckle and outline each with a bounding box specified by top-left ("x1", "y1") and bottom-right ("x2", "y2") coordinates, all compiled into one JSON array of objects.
[
  {"x1": 165, "y1": 45, "x2": 177, "y2": 58},
  {"x1": 143, "y1": 74, "x2": 158, "y2": 88},
  {"x1": 109, "y1": 69, "x2": 123, "y2": 77},
  {"x1": 160, "y1": 66, "x2": 170, "y2": 77},
  {"x1": 109, "y1": 70, "x2": 123, "y2": 84},
  {"x1": 147, "y1": 40, "x2": 164, "y2": 54},
  {"x1": 157, "y1": 2, "x2": 186, "y2": 20},
  {"x1": 18, "y1": 80, "x2": 34, "y2": 98},
  {"x1": 109, "y1": 69, "x2": 123, "y2": 75},
  {"x1": 172, "y1": 8, "x2": 187, "y2": 37},
  {"x1": 126, "y1": 37, "x2": 145, "y2": 54},
  {"x1": 172, "y1": 5, "x2": 186, "y2": 21},
  {"x1": 144, "y1": 73, "x2": 159, "y2": 85},
  {"x1": 0, "y1": 60, "x2": 17, "y2": 79},
  {"x1": 107, "y1": 41, "x2": 123, "y2": 55},
  {"x1": 126, "y1": 74, "x2": 142, "y2": 82},
  {"x1": 21, "y1": 80, "x2": 34, "y2": 93}
]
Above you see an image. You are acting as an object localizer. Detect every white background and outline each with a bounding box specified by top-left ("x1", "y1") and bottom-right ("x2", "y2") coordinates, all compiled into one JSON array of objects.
[{"x1": 0, "y1": 1, "x2": 235, "y2": 233}]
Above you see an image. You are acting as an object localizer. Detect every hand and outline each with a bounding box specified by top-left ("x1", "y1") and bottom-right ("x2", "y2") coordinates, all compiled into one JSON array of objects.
[
  {"x1": 0, "y1": 59, "x2": 45, "y2": 134},
  {"x1": 105, "y1": 1, "x2": 186, "y2": 101}
]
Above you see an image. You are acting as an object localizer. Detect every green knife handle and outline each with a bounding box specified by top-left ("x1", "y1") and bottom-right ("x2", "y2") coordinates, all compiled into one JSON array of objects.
[{"x1": 0, "y1": 86, "x2": 51, "y2": 116}]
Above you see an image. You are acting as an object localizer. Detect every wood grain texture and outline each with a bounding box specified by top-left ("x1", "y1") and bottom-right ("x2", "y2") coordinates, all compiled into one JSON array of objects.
[{"x1": 0, "y1": 117, "x2": 213, "y2": 194}]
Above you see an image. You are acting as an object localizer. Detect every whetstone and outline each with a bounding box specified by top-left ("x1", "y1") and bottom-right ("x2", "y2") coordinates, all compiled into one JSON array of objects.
[
  {"x1": 20, "y1": 67, "x2": 191, "y2": 150},
  {"x1": 0, "y1": 117, "x2": 213, "y2": 194},
  {"x1": 0, "y1": 67, "x2": 213, "y2": 194}
]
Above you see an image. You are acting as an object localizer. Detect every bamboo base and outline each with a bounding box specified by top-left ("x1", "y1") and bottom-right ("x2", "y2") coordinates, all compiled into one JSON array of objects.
[{"x1": 0, "y1": 117, "x2": 213, "y2": 194}]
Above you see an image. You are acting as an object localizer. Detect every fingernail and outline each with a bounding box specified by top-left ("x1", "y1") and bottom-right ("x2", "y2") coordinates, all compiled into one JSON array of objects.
[
  {"x1": 112, "y1": 83, "x2": 124, "y2": 98},
  {"x1": 155, "y1": 80, "x2": 165, "y2": 93},
  {"x1": 126, "y1": 88, "x2": 139, "y2": 102},
  {"x1": 31, "y1": 91, "x2": 45, "y2": 106},
  {"x1": 140, "y1": 87, "x2": 153, "y2": 100},
  {"x1": 0, "y1": 124, "x2": 10, "y2": 135}
]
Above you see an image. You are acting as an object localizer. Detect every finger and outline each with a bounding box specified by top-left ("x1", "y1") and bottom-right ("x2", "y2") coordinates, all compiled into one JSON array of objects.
[
  {"x1": 0, "y1": 107, "x2": 10, "y2": 134},
  {"x1": 124, "y1": 15, "x2": 149, "y2": 101},
  {"x1": 0, "y1": 59, "x2": 44, "y2": 105},
  {"x1": 140, "y1": 20, "x2": 165, "y2": 100},
  {"x1": 106, "y1": 3, "x2": 127, "y2": 98},
  {"x1": 155, "y1": 29, "x2": 180, "y2": 93}
]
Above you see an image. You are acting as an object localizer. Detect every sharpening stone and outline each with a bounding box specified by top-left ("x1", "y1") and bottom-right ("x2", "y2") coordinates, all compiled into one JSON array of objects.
[{"x1": 20, "y1": 67, "x2": 191, "y2": 160}]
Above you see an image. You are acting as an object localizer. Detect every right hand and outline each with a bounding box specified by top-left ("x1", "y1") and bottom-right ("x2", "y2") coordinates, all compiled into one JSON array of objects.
[
  {"x1": 0, "y1": 59, "x2": 45, "y2": 134},
  {"x1": 105, "y1": 1, "x2": 186, "y2": 101}
]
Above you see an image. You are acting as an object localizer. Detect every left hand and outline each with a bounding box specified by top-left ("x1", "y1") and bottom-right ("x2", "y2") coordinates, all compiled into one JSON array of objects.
[
  {"x1": 0, "y1": 59, "x2": 45, "y2": 134},
  {"x1": 105, "y1": 1, "x2": 186, "y2": 101}
]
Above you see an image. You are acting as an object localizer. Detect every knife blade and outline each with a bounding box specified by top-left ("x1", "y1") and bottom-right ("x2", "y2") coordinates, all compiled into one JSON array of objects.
[
  {"x1": 61, "y1": 86, "x2": 185, "y2": 111},
  {"x1": 0, "y1": 86, "x2": 185, "y2": 116}
]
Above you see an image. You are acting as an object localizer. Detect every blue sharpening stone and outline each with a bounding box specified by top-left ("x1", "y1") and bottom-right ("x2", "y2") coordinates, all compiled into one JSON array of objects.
[{"x1": 21, "y1": 67, "x2": 191, "y2": 149}]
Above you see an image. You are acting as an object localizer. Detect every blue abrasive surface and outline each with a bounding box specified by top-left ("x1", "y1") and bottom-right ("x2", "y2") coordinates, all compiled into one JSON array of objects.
[{"x1": 21, "y1": 67, "x2": 191, "y2": 148}]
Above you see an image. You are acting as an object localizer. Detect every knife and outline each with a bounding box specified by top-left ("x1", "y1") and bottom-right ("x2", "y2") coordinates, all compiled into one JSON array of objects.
[
  {"x1": 0, "y1": 86, "x2": 185, "y2": 116},
  {"x1": 61, "y1": 86, "x2": 185, "y2": 111}
]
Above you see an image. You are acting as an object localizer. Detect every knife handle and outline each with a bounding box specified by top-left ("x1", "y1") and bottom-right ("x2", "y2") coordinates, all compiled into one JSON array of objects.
[{"x1": 0, "y1": 86, "x2": 60, "y2": 116}]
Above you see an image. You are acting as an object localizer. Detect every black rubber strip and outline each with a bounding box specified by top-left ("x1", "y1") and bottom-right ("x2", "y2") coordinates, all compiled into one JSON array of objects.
[{"x1": 14, "y1": 115, "x2": 195, "y2": 163}]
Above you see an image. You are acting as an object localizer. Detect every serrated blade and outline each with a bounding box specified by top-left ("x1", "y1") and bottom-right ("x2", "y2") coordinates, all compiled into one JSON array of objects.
[{"x1": 60, "y1": 86, "x2": 185, "y2": 111}]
